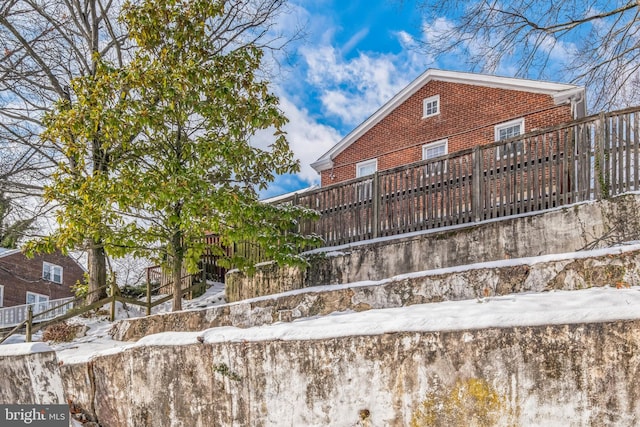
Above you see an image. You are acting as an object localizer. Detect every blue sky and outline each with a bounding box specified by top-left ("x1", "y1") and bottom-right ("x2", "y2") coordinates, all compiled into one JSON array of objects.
[
  {"x1": 258, "y1": 0, "x2": 435, "y2": 198},
  {"x1": 258, "y1": 0, "x2": 585, "y2": 199}
]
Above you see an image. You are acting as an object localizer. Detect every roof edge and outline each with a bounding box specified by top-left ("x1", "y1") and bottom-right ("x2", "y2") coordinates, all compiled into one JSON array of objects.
[
  {"x1": 311, "y1": 69, "x2": 585, "y2": 173},
  {"x1": 0, "y1": 248, "x2": 21, "y2": 258}
]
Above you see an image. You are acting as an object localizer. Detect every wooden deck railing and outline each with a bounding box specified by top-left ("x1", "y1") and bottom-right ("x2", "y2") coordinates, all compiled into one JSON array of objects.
[
  {"x1": 146, "y1": 266, "x2": 194, "y2": 295},
  {"x1": 282, "y1": 106, "x2": 640, "y2": 247}
]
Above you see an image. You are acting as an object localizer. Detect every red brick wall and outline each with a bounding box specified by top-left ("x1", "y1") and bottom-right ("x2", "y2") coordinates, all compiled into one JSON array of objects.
[
  {"x1": 321, "y1": 81, "x2": 574, "y2": 186},
  {"x1": 0, "y1": 251, "x2": 85, "y2": 307}
]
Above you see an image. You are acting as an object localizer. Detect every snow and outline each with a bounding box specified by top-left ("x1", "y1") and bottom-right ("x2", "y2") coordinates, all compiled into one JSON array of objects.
[
  {"x1": 0, "y1": 342, "x2": 52, "y2": 357},
  {"x1": 135, "y1": 286, "x2": 640, "y2": 348},
  {"x1": 3, "y1": 243, "x2": 640, "y2": 366}
]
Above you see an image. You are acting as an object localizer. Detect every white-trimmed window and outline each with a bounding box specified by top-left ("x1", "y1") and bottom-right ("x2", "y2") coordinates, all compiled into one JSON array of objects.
[
  {"x1": 495, "y1": 118, "x2": 525, "y2": 157},
  {"x1": 422, "y1": 95, "x2": 440, "y2": 118},
  {"x1": 43, "y1": 262, "x2": 63, "y2": 284},
  {"x1": 26, "y1": 291, "x2": 49, "y2": 314},
  {"x1": 422, "y1": 139, "x2": 448, "y2": 160},
  {"x1": 495, "y1": 118, "x2": 524, "y2": 141},
  {"x1": 0, "y1": 285, "x2": 3, "y2": 308},
  {"x1": 422, "y1": 139, "x2": 448, "y2": 176},
  {"x1": 356, "y1": 159, "x2": 377, "y2": 178}
]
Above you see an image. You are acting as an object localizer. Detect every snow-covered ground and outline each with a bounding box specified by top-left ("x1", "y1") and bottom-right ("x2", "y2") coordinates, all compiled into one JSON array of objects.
[{"x1": 3, "y1": 244, "x2": 640, "y2": 367}]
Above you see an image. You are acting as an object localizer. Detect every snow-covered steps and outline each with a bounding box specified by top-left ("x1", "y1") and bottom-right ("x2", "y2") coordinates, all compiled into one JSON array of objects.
[{"x1": 110, "y1": 243, "x2": 640, "y2": 341}]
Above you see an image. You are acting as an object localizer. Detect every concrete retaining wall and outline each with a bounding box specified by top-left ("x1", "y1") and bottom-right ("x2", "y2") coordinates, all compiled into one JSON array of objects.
[
  {"x1": 227, "y1": 193, "x2": 640, "y2": 302},
  {"x1": 64, "y1": 320, "x2": 640, "y2": 426},
  {"x1": 113, "y1": 246, "x2": 640, "y2": 341},
  {"x1": 0, "y1": 344, "x2": 65, "y2": 405}
]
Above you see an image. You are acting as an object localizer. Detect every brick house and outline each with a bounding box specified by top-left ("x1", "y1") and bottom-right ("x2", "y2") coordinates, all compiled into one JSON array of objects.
[
  {"x1": 311, "y1": 69, "x2": 586, "y2": 186},
  {"x1": 0, "y1": 248, "x2": 85, "y2": 309}
]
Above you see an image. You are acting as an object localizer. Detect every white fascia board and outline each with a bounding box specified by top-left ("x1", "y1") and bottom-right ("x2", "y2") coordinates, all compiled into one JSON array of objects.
[
  {"x1": 430, "y1": 69, "x2": 580, "y2": 94},
  {"x1": 552, "y1": 86, "x2": 587, "y2": 118},
  {"x1": 261, "y1": 185, "x2": 319, "y2": 203},
  {"x1": 311, "y1": 69, "x2": 584, "y2": 171},
  {"x1": 310, "y1": 157, "x2": 334, "y2": 173}
]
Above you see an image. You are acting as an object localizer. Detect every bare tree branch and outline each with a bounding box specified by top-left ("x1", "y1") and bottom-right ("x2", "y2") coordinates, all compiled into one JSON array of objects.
[{"x1": 413, "y1": 0, "x2": 640, "y2": 110}]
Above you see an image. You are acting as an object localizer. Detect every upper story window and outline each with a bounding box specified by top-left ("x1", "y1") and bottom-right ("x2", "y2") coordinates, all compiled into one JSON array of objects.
[
  {"x1": 422, "y1": 139, "x2": 448, "y2": 160},
  {"x1": 422, "y1": 95, "x2": 440, "y2": 118},
  {"x1": 43, "y1": 262, "x2": 63, "y2": 284},
  {"x1": 495, "y1": 118, "x2": 524, "y2": 141},
  {"x1": 356, "y1": 159, "x2": 377, "y2": 178}
]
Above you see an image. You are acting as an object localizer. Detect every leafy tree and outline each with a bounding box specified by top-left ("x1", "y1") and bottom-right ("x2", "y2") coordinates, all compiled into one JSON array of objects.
[
  {"x1": 42, "y1": 0, "x2": 320, "y2": 311},
  {"x1": 30, "y1": 59, "x2": 134, "y2": 302},
  {"x1": 19, "y1": 0, "x2": 298, "y2": 305},
  {"x1": 117, "y1": 0, "x2": 319, "y2": 311},
  {"x1": 413, "y1": 0, "x2": 640, "y2": 109}
]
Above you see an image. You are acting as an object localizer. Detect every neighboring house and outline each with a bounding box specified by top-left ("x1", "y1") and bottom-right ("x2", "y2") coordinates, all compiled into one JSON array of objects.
[
  {"x1": 0, "y1": 248, "x2": 85, "y2": 309},
  {"x1": 311, "y1": 69, "x2": 586, "y2": 186}
]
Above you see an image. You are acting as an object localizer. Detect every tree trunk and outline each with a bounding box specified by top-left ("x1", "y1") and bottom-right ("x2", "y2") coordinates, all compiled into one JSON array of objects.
[
  {"x1": 171, "y1": 230, "x2": 184, "y2": 312},
  {"x1": 87, "y1": 241, "x2": 108, "y2": 304},
  {"x1": 172, "y1": 255, "x2": 183, "y2": 312}
]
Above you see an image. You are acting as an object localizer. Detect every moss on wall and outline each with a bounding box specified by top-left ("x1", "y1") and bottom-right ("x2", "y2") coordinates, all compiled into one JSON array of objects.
[{"x1": 410, "y1": 377, "x2": 514, "y2": 427}]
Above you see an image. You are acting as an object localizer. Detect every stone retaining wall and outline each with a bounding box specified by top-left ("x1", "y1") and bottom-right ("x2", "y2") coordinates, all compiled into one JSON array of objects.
[
  {"x1": 227, "y1": 193, "x2": 640, "y2": 302},
  {"x1": 112, "y1": 246, "x2": 640, "y2": 341},
  {"x1": 0, "y1": 344, "x2": 65, "y2": 405},
  {"x1": 66, "y1": 320, "x2": 640, "y2": 426}
]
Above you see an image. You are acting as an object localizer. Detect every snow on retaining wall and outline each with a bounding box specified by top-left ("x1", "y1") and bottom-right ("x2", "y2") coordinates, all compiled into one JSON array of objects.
[
  {"x1": 62, "y1": 319, "x2": 640, "y2": 426},
  {"x1": 0, "y1": 343, "x2": 65, "y2": 404},
  {"x1": 112, "y1": 243, "x2": 640, "y2": 341}
]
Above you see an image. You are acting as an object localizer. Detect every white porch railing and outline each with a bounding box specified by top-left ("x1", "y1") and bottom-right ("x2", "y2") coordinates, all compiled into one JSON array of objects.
[{"x1": 0, "y1": 297, "x2": 75, "y2": 328}]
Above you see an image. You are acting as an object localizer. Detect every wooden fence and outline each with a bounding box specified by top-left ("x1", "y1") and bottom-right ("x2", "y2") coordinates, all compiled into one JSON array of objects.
[
  {"x1": 0, "y1": 278, "x2": 205, "y2": 344},
  {"x1": 284, "y1": 106, "x2": 640, "y2": 247}
]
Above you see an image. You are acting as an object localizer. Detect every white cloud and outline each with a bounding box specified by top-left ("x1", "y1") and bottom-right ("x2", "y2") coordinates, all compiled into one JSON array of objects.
[
  {"x1": 341, "y1": 28, "x2": 369, "y2": 55},
  {"x1": 532, "y1": 34, "x2": 578, "y2": 64},
  {"x1": 279, "y1": 97, "x2": 342, "y2": 184},
  {"x1": 263, "y1": 2, "x2": 435, "y2": 191},
  {"x1": 300, "y1": 43, "x2": 428, "y2": 127},
  {"x1": 421, "y1": 16, "x2": 456, "y2": 46},
  {"x1": 251, "y1": 95, "x2": 342, "y2": 186}
]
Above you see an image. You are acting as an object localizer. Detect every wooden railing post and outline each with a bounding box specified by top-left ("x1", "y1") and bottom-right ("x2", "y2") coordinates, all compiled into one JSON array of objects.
[
  {"x1": 26, "y1": 305, "x2": 33, "y2": 343},
  {"x1": 110, "y1": 280, "x2": 117, "y2": 322},
  {"x1": 146, "y1": 275, "x2": 152, "y2": 317},
  {"x1": 372, "y1": 171, "x2": 380, "y2": 238},
  {"x1": 594, "y1": 112, "x2": 608, "y2": 199},
  {"x1": 472, "y1": 146, "x2": 483, "y2": 222}
]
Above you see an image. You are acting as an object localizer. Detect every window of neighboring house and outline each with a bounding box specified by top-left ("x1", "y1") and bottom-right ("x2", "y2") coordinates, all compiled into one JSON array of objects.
[
  {"x1": 0, "y1": 285, "x2": 3, "y2": 308},
  {"x1": 422, "y1": 95, "x2": 440, "y2": 118},
  {"x1": 43, "y1": 262, "x2": 63, "y2": 284},
  {"x1": 356, "y1": 159, "x2": 377, "y2": 178},
  {"x1": 495, "y1": 118, "x2": 525, "y2": 157},
  {"x1": 26, "y1": 291, "x2": 49, "y2": 314}
]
